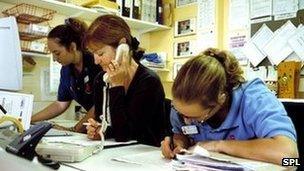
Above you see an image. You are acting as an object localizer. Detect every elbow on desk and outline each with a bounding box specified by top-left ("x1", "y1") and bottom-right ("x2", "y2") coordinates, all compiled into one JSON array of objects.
[{"x1": 272, "y1": 140, "x2": 299, "y2": 165}]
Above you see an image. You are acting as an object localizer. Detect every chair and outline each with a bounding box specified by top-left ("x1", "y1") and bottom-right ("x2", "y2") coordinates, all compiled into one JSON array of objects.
[
  {"x1": 163, "y1": 98, "x2": 173, "y2": 136},
  {"x1": 282, "y1": 101, "x2": 303, "y2": 170}
]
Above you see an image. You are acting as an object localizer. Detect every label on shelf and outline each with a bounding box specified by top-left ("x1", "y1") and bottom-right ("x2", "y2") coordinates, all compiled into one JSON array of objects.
[
  {"x1": 30, "y1": 42, "x2": 45, "y2": 52},
  {"x1": 31, "y1": 24, "x2": 49, "y2": 34}
]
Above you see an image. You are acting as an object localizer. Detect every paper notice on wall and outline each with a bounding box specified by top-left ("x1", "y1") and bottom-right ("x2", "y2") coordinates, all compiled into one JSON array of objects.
[
  {"x1": 241, "y1": 41, "x2": 265, "y2": 67},
  {"x1": 273, "y1": 0, "x2": 298, "y2": 15},
  {"x1": 250, "y1": 0, "x2": 272, "y2": 19},
  {"x1": 288, "y1": 25, "x2": 304, "y2": 60},
  {"x1": 228, "y1": 29, "x2": 250, "y2": 65},
  {"x1": 229, "y1": 0, "x2": 250, "y2": 30},
  {"x1": 263, "y1": 20, "x2": 296, "y2": 65},
  {"x1": 197, "y1": 0, "x2": 215, "y2": 31},
  {"x1": 251, "y1": 24, "x2": 274, "y2": 55},
  {"x1": 300, "y1": 0, "x2": 304, "y2": 9},
  {"x1": 50, "y1": 58, "x2": 61, "y2": 93},
  {"x1": 196, "y1": 0, "x2": 216, "y2": 51}
]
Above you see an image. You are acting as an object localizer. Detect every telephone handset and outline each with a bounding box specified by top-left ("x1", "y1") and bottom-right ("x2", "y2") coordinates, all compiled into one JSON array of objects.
[{"x1": 103, "y1": 44, "x2": 130, "y2": 83}]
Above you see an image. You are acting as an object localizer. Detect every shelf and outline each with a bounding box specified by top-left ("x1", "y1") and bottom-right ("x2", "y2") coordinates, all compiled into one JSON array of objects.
[
  {"x1": 0, "y1": 0, "x2": 170, "y2": 34},
  {"x1": 279, "y1": 98, "x2": 304, "y2": 103},
  {"x1": 149, "y1": 67, "x2": 170, "y2": 72},
  {"x1": 22, "y1": 51, "x2": 50, "y2": 58}
]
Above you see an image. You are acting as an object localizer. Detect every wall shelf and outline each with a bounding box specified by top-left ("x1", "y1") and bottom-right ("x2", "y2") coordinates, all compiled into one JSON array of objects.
[
  {"x1": 22, "y1": 51, "x2": 50, "y2": 58},
  {"x1": 149, "y1": 67, "x2": 170, "y2": 72},
  {"x1": 0, "y1": 0, "x2": 170, "y2": 34},
  {"x1": 279, "y1": 98, "x2": 304, "y2": 103}
]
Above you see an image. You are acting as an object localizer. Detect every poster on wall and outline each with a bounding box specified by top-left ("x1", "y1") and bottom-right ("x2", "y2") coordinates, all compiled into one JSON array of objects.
[{"x1": 228, "y1": 29, "x2": 250, "y2": 65}]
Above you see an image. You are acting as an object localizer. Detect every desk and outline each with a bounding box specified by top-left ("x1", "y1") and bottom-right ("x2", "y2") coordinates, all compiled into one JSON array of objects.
[{"x1": 58, "y1": 144, "x2": 287, "y2": 171}]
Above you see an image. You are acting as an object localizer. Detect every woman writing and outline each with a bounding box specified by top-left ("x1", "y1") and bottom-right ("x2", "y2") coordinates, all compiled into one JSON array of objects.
[{"x1": 161, "y1": 48, "x2": 298, "y2": 164}]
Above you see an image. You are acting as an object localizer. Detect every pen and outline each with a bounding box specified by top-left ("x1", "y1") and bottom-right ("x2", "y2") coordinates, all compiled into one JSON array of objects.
[
  {"x1": 82, "y1": 122, "x2": 101, "y2": 126},
  {"x1": 0, "y1": 104, "x2": 7, "y2": 114},
  {"x1": 170, "y1": 135, "x2": 177, "y2": 159}
]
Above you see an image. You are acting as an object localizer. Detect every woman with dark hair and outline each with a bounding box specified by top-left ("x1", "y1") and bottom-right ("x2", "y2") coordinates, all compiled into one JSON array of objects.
[
  {"x1": 84, "y1": 14, "x2": 167, "y2": 146},
  {"x1": 161, "y1": 48, "x2": 298, "y2": 165},
  {"x1": 31, "y1": 18, "x2": 101, "y2": 132}
]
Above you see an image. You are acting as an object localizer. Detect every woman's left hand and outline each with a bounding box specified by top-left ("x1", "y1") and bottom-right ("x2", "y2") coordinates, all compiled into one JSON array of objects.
[{"x1": 107, "y1": 59, "x2": 128, "y2": 87}]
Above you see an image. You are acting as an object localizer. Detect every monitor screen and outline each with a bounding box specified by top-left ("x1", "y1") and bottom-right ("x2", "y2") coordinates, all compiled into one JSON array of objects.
[{"x1": 0, "y1": 16, "x2": 22, "y2": 91}]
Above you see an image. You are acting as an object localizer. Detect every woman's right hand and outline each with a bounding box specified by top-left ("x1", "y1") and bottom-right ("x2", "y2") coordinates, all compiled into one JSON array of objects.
[
  {"x1": 86, "y1": 118, "x2": 101, "y2": 140},
  {"x1": 161, "y1": 136, "x2": 184, "y2": 159}
]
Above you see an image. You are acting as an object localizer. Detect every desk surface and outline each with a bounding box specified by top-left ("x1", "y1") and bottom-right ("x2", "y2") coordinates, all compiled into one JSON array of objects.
[{"x1": 58, "y1": 144, "x2": 287, "y2": 171}]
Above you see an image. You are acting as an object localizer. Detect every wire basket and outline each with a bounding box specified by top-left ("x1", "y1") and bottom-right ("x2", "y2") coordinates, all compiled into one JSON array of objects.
[
  {"x1": 20, "y1": 40, "x2": 49, "y2": 54},
  {"x1": 2, "y1": 3, "x2": 56, "y2": 24},
  {"x1": 18, "y1": 23, "x2": 50, "y2": 41}
]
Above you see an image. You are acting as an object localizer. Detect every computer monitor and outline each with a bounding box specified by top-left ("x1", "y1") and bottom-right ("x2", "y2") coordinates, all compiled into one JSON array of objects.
[{"x1": 0, "y1": 16, "x2": 22, "y2": 91}]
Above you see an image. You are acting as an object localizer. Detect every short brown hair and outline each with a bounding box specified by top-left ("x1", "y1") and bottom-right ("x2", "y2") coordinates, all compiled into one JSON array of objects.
[
  {"x1": 172, "y1": 48, "x2": 245, "y2": 107},
  {"x1": 84, "y1": 14, "x2": 132, "y2": 49}
]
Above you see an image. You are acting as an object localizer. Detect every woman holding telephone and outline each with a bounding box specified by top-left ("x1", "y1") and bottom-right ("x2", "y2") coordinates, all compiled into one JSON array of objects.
[{"x1": 84, "y1": 15, "x2": 168, "y2": 146}]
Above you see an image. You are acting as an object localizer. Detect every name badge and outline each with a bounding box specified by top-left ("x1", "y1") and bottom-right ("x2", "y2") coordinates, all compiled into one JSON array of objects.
[{"x1": 181, "y1": 125, "x2": 198, "y2": 135}]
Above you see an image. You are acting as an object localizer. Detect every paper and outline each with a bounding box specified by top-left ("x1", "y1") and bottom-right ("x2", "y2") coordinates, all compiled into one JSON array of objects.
[
  {"x1": 274, "y1": 12, "x2": 297, "y2": 21},
  {"x1": 250, "y1": 0, "x2": 272, "y2": 19},
  {"x1": 263, "y1": 21, "x2": 296, "y2": 65},
  {"x1": 273, "y1": 0, "x2": 298, "y2": 15},
  {"x1": 196, "y1": 0, "x2": 216, "y2": 52},
  {"x1": 112, "y1": 150, "x2": 171, "y2": 169},
  {"x1": 43, "y1": 135, "x2": 137, "y2": 147},
  {"x1": 49, "y1": 59, "x2": 61, "y2": 93},
  {"x1": 241, "y1": 41, "x2": 265, "y2": 67},
  {"x1": 288, "y1": 25, "x2": 304, "y2": 60},
  {"x1": 0, "y1": 91, "x2": 33, "y2": 130},
  {"x1": 300, "y1": 0, "x2": 304, "y2": 9},
  {"x1": 228, "y1": 29, "x2": 250, "y2": 65},
  {"x1": 175, "y1": 153, "x2": 246, "y2": 170},
  {"x1": 229, "y1": 0, "x2": 250, "y2": 30},
  {"x1": 251, "y1": 24, "x2": 274, "y2": 55},
  {"x1": 197, "y1": 0, "x2": 215, "y2": 31}
]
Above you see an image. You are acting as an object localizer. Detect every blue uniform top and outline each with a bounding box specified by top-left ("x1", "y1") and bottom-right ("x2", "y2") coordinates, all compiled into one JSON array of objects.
[
  {"x1": 57, "y1": 51, "x2": 101, "y2": 111},
  {"x1": 171, "y1": 78, "x2": 297, "y2": 143}
]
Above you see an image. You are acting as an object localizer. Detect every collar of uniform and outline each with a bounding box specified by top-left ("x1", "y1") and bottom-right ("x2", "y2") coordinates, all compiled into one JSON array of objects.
[{"x1": 205, "y1": 85, "x2": 246, "y2": 133}]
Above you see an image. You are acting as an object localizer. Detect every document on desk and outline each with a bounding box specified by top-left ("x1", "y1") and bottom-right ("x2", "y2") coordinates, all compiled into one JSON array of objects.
[{"x1": 43, "y1": 135, "x2": 137, "y2": 148}]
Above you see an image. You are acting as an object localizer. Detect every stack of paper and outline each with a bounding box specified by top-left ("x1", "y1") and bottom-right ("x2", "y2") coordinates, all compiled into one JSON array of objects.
[{"x1": 174, "y1": 153, "x2": 247, "y2": 171}]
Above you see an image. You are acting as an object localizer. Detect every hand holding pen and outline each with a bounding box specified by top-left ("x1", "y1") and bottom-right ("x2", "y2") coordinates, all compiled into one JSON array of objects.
[
  {"x1": 161, "y1": 136, "x2": 184, "y2": 159},
  {"x1": 85, "y1": 118, "x2": 102, "y2": 140}
]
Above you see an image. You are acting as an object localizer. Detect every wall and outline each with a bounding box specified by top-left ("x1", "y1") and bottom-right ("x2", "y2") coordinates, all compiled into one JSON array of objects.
[{"x1": 143, "y1": 0, "x2": 228, "y2": 99}]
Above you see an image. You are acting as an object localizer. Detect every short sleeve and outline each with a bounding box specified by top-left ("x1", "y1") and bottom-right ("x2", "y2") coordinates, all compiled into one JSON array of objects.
[
  {"x1": 57, "y1": 68, "x2": 73, "y2": 102},
  {"x1": 243, "y1": 85, "x2": 297, "y2": 142}
]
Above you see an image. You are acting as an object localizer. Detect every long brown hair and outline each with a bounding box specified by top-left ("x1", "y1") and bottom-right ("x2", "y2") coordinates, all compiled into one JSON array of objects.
[
  {"x1": 47, "y1": 18, "x2": 88, "y2": 51},
  {"x1": 84, "y1": 14, "x2": 143, "y2": 62},
  {"x1": 172, "y1": 48, "x2": 245, "y2": 107}
]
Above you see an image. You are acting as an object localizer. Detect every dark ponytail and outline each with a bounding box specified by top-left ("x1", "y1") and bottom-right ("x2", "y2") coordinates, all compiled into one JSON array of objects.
[
  {"x1": 130, "y1": 37, "x2": 144, "y2": 63},
  {"x1": 48, "y1": 18, "x2": 88, "y2": 51}
]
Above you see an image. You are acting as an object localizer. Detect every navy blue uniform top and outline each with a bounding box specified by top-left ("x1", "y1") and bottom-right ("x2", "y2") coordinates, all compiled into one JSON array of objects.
[{"x1": 57, "y1": 51, "x2": 101, "y2": 111}]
